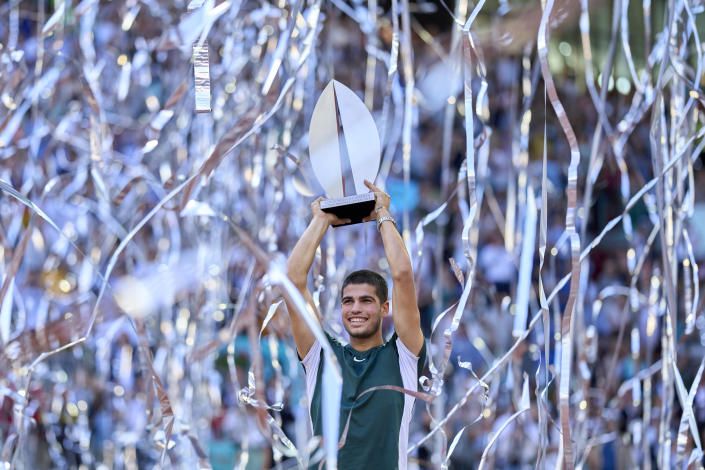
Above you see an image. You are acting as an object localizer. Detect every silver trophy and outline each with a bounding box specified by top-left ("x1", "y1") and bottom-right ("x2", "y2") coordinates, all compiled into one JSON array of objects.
[{"x1": 308, "y1": 80, "x2": 381, "y2": 226}]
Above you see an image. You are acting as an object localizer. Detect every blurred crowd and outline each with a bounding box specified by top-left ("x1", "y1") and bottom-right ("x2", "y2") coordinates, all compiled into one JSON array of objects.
[{"x1": 1, "y1": 0, "x2": 705, "y2": 469}]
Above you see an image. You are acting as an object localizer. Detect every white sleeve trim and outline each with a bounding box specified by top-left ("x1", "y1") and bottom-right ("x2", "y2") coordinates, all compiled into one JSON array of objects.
[
  {"x1": 396, "y1": 335, "x2": 422, "y2": 360},
  {"x1": 301, "y1": 340, "x2": 322, "y2": 411},
  {"x1": 396, "y1": 337, "x2": 420, "y2": 470}
]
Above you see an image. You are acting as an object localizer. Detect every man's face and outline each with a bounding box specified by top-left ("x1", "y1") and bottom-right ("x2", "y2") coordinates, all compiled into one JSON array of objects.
[{"x1": 341, "y1": 283, "x2": 389, "y2": 339}]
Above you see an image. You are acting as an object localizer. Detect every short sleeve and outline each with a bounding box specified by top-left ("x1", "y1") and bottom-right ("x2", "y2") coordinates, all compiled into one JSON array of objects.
[
  {"x1": 396, "y1": 336, "x2": 425, "y2": 391},
  {"x1": 301, "y1": 340, "x2": 322, "y2": 402}
]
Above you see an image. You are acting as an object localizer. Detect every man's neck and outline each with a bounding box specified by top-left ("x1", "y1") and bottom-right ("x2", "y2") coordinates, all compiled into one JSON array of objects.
[{"x1": 349, "y1": 334, "x2": 384, "y2": 352}]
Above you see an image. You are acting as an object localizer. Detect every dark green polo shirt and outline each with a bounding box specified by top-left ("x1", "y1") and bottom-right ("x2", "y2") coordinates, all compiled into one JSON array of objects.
[{"x1": 301, "y1": 332, "x2": 426, "y2": 469}]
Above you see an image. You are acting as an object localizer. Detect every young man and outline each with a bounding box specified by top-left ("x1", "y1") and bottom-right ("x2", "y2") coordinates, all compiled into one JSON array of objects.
[{"x1": 285, "y1": 180, "x2": 426, "y2": 470}]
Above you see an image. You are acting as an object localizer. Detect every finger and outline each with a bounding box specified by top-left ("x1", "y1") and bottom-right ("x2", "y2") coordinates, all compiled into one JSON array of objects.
[{"x1": 364, "y1": 179, "x2": 380, "y2": 192}]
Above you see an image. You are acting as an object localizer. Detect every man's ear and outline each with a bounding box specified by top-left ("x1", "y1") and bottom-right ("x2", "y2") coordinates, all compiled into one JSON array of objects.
[{"x1": 382, "y1": 301, "x2": 390, "y2": 318}]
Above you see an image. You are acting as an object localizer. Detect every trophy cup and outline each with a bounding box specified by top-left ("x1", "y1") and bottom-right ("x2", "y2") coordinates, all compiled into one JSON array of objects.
[{"x1": 308, "y1": 80, "x2": 381, "y2": 226}]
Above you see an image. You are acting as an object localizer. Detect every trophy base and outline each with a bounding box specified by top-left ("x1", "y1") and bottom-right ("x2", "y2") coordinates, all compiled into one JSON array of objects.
[{"x1": 320, "y1": 193, "x2": 376, "y2": 227}]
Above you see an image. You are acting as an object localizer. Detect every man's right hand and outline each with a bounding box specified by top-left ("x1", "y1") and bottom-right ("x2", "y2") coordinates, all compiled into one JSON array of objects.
[
  {"x1": 286, "y1": 196, "x2": 345, "y2": 358},
  {"x1": 311, "y1": 197, "x2": 351, "y2": 227}
]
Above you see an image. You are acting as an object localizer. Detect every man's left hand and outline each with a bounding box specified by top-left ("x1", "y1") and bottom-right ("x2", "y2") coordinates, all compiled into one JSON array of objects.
[{"x1": 363, "y1": 179, "x2": 390, "y2": 222}]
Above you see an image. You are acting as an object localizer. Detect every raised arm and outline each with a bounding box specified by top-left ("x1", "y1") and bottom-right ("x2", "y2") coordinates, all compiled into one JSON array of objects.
[
  {"x1": 285, "y1": 198, "x2": 349, "y2": 357},
  {"x1": 364, "y1": 180, "x2": 424, "y2": 356}
]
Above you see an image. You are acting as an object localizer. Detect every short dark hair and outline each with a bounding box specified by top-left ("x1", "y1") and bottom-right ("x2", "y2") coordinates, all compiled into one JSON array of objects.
[{"x1": 342, "y1": 270, "x2": 388, "y2": 304}]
